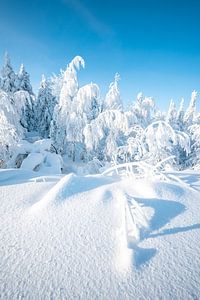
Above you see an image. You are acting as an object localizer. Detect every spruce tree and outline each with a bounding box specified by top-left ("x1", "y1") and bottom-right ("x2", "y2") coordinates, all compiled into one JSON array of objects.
[
  {"x1": 17, "y1": 64, "x2": 33, "y2": 95},
  {"x1": 36, "y1": 75, "x2": 57, "y2": 138},
  {"x1": 1, "y1": 52, "x2": 17, "y2": 93}
]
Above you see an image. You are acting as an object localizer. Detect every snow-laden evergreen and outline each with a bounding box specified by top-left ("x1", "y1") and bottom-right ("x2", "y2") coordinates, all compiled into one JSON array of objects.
[
  {"x1": 0, "y1": 52, "x2": 17, "y2": 93},
  {"x1": 19, "y1": 91, "x2": 36, "y2": 132},
  {"x1": 17, "y1": 64, "x2": 34, "y2": 94},
  {"x1": 184, "y1": 90, "x2": 198, "y2": 126},
  {"x1": 36, "y1": 75, "x2": 57, "y2": 138},
  {"x1": 176, "y1": 98, "x2": 185, "y2": 131}
]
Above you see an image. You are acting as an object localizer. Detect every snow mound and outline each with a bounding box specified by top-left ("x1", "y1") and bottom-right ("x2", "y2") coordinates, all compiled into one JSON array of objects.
[
  {"x1": 9, "y1": 138, "x2": 63, "y2": 173},
  {"x1": 32, "y1": 173, "x2": 115, "y2": 211},
  {"x1": 151, "y1": 180, "x2": 186, "y2": 200},
  {"x1": 21, "y1": 152, "x2": 45, "y2": 171}
]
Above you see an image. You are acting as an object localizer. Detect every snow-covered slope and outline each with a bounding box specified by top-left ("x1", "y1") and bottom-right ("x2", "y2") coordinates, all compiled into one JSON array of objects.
[{"x1": 0, "y1": 170, "x2": 200, "y2": 299}]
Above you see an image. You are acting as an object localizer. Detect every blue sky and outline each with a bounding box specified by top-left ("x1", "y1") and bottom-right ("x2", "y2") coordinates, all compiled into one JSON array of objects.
[{"x1": 0, "y1": 0, "x2": 200, "y2": 109}]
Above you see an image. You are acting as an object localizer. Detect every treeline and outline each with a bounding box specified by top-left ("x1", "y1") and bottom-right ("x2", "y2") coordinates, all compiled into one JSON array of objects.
[{"x1": 0, "y1": 53, "x2": 200, "y2": 171}]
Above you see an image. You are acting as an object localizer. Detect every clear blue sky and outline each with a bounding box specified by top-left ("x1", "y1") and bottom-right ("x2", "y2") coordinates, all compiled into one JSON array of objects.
[{"x1": 0, "y1": 0, "x2": 200, "y2": 109}]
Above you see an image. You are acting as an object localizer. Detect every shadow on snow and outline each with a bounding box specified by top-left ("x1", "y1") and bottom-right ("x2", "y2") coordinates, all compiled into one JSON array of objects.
[{"x1": 128, "y1": 196, "x2": 188, "y2": 268}]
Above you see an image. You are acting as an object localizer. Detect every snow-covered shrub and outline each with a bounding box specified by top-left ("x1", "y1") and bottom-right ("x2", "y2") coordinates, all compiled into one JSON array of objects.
[
  {"x1": 8, "y1": 138, "x2": 62, "y2": 173},
  {"x1": 113, "y1": 125, "x2": 144, "y2": 164}
]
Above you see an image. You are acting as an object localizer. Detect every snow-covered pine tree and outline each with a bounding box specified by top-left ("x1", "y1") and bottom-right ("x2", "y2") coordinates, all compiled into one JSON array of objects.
[
  {"x1": 17, "y1": 64, "x2": 33, "y2": 95},
  {"x1": 50, "y1": 56, "x2": 85, "y2": 155},
  {"x1": 104, "y1": 73, "x2": 122, "y2": 110},
  {"x1": 184, "y1": 90, "x2": 198, "y2": 127},
  {"x1": 176, "y1": 98, "x2": 185, "y2": 131},
  {"x1": 19, "y1": 91, "x2": 36, "y2": 132},
  {"x1": 0, "y1": 52, "x2": 17, "y2": 93},
  {"x1": 50, "y1": 106, "x2": 66, "y2": 154},
  {"x1": 166, "y1": 99, "x2": 177, "y2": 127},
  {"x1": 50, "y1": 69, "x2": 65, "y2": 100},
  {"x1": 187, "y1": 124, "x2": 200, "y2": 167},
  {"x1": 36, "y1": 75, "x2": 57, "y2": 138}
]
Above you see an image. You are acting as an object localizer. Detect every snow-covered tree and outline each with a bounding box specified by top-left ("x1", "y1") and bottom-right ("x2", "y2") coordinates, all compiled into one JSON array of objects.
[
  {"x1": 19, "y1": 91, "x2": 36, "y2": 132},
  {"x1": 132, "y1": 92, "x2": 155, "y2": 128},
  {"x1": 176, "y1": 98, "x2": 185, "y2": 131},
  {"x1": 184, "y1": 90, "x2": 198, "y2": 126},
  {"x1": 17, "y1": 64, "x2": 33, "y2": 95},
  {"x1": 76, "y1": 83, "x2": 100, "y2": 122},
  {"x1": 166, "y1": 99, "x2": 177, "y2": 127},
  {"x1": 104, "y1": 73, "x2": 122, "y2": 110},
  {"x1": 0, "y1": 110, "x2": 18, "y2": 167},
  {"x1": 50, "y1": 106, "x2": 66, "y2": 154},
  {"x1": 50, "y1": 70, "x2": 65, "y2": 100},
  {"x1": 0, "y1": 90, "x2": 15, "y2": 123},
  {"x1": 36, "y1": 75, "x2": 57, "y2": 138},
  {"x1": 59, "y1": 56, "x2": 85, "y2": 109},
  {"x1": 84, "y1": 109, "x2": 128, "y2": 161},
  {"x1": 50, "y1": 56, "x2": 85, "y2": 155},
  {"x1": 0, "y1": 90, "x2": 24, "y2": 137},
  {"x1": 0, "y1": 52, "x2": 17, "y2": 93},
  {"x1": 65, "y1": 112, "x2": 86, "y2": 161},
  {"x1": 116, "y1": 125, "x2": 145, "y2": 163},
  {"x1": 143, "y1": 121, "x2": 190, "y2": 168},
  {"x1": 187, "y1": 124, "x2": 200, "y2": 167}
]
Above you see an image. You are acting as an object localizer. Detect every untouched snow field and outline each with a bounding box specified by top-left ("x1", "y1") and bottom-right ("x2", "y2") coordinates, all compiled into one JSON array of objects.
[{"x1": 0, "y1": 169, "x2": 200, "y2": 299}]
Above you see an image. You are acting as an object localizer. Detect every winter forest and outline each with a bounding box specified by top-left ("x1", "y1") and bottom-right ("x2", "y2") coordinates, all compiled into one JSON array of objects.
[{"x1": 0, "y1": 52, "x2": 200, "y2": 173}]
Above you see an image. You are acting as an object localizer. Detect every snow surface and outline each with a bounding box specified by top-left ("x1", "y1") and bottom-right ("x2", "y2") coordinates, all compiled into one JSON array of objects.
[{"x1": 0, "y1": 170, "x2": 200, "y2": 299}]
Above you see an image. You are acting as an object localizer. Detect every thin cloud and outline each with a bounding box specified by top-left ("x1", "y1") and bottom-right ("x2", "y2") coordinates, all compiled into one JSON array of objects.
[{"x1": 63, "y1": 0, "x2": 114, "y2": 37}]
